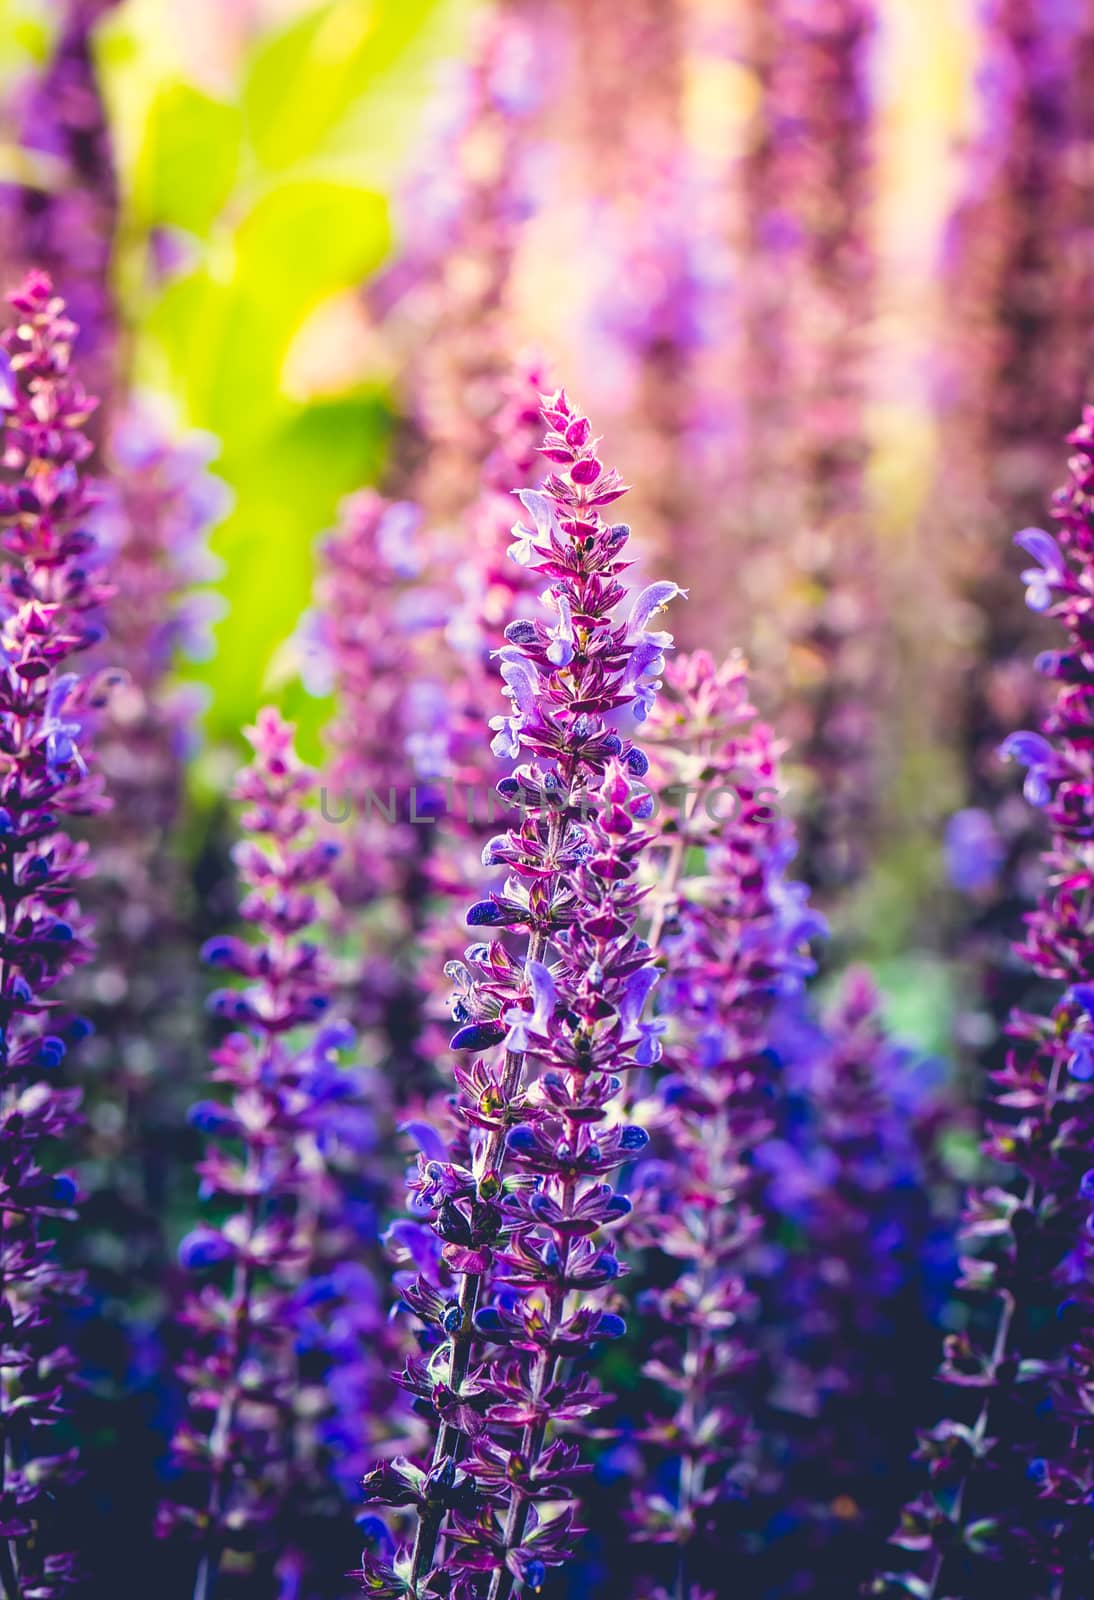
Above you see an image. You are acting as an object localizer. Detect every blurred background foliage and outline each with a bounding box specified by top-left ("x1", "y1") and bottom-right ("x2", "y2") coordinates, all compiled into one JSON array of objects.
[
  {"x1": 98, "y1": 0, "x2": 484, "y2": 752},
  {"x1": 0, "y1": 0, "x2": 974, "y2": 760},
  {"x1": 0, "y1": 0, "x2": 995, "y2": 1047}
]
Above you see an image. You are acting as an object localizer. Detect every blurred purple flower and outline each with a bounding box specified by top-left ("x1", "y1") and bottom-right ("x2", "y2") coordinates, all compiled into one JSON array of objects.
[{"x1": 944, "y1": 806, "x2": 1005, "y2": 892}]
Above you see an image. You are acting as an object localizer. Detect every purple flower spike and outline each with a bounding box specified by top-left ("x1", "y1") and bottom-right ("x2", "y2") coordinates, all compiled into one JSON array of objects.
[
  {"x1": 619, "y1": 651, "x2": 822, "y2": 1585},
  {"x1": 308, "y1": 486, "x2": 453, "y2": 1102},
  {"x1": 313, "y1": 489, "x2": 435, "y2": 924},
  {"x1": 0, "y1": 272, "x2": 111, "y2": 1599},
  {"x1": 874, "y1": 408, "x2": 1094, "y2": 1596},
  {"x1": 160, "y1": 709, "x2": 398, "y2": 1594},
  {"x1": 68, "y1": 404, "x2": 227, "y2": 1353},
  {"x1": 360, "y1": 393, "x2": 682, "y2": 1599}
]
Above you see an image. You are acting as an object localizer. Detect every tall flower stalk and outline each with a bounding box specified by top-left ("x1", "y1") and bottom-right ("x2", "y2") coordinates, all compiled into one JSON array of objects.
[
  {"x1": 0, "y1": 271, "x2": 111, "y2": 1599},
  {"x1": 622, "y1": 651, "x2": 822, "y2": 1598},
  {"x1": 873, "y1": 410, "x2": 1094, "y2": 1598},
  {"x1": 779, "y1": 0, "x2": 879, "y2": 896},
  {"x1": 58, "y1": 410, "x2": 227, "y2": 1596},
  {"x1": 359, "y1": 391, "x2": 683, "y2": 1598},
  {"x1": 567, "y1": 0, "x2": 712, "y2": 581},
  {"x1": 78, "y1": 409, "x2": 224, "y2": 1235},
  {"x1": 161, "y1": 709, "x2": 391, "y2": 1599}
]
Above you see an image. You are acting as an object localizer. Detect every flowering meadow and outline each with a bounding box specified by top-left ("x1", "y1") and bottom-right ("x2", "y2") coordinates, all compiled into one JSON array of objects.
[{"x1": 0, "y1": 1, "x2": 1090, "y2": 1598}]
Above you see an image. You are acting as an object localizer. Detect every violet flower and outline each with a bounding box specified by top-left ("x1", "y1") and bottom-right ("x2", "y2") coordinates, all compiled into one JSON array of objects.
[
  {"x1": 567, "y1": 0, "x2": 713, "y2": 586},
  {"x1": 0, "y1": 271, "x2": 112, "y2": 1599},
  {"x1": 620, "y1": 650, "x2": 823, "y2": 1596},
  {"x1": 872, "y1": 410, "x2": 1094, "y2": 1597},
  {"x1": 160, "y1": 708, "x2": 392, "y2": 1598},
  {"x1": 938, "y1": 0, "x2": 1092, "y2": 537},
  {"x1": 312, "y1": 488, "x2": 437, "y2": 905},
  {"x1": 358, "y1": 392, "x2": 683, "y2": 1599}
]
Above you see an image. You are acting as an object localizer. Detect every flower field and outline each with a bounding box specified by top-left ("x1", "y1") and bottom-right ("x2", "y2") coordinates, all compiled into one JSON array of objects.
[{"x1": 0, "y1": 3, "x2": 1089, "y2": 1599}]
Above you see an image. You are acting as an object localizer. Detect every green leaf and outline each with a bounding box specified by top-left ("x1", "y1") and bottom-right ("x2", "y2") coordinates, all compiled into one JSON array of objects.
[
  {"x1": 137, "y1": 269, "x2": 236, "y2": 424},
  {"x1": 138, "y1": 181, "x2": 388, "y2": 445},
  {"x1": 865, "y1": 953, "x2": 957, "y2": 1058},
  {"x1": 233, "y1": 179, "x2": 389, "y2": 313},
  {"x1": 193, "y1": 392, "x2": 390, "y2": 747},
  {"x1": 242, "y1": 0, "x2": 441, "y2": 171},
  {"x1": 132, "y1": 81, "x2": 241, "y2": 236}
]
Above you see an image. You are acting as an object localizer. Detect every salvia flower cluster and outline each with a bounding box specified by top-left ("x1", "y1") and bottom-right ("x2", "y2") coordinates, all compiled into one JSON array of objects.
[
  {"x1": 622, "y1": 651, "x2": 822, "y2": 1595},
  {"x1": 0, "y1": 272, "x2": 110, "y2": 1599},
  {"x1": 359, "y1": 392, "x2": 684, "y2": 1598},
  {"x1": 160, "y1": 707, "x2": 390, "y2": 1596},
  {"x1": 873, "y1": 412, "x2": 1094, "y2": 1595},
  {"x1": 0, "y1": 264, "x2": 1088, "y2": 1600}
]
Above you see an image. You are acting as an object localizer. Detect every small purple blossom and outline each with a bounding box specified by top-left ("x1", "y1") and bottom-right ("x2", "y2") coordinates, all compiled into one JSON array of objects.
[
  {"x1": 944, "y1": 806, "x2": 1005, "y2": 894},
  {"x1": 1000, "y1": 729, "x2": 1056, "y2": 807},
  {"x1": 1016, "y1": 525, "x2": 1068, "y2": 610}
]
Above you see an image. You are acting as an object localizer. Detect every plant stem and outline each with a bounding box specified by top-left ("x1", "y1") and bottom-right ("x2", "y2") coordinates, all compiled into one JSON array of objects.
[{"x1": 923, "y1": 1045, "x2": 1063, "y2": 1600}]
